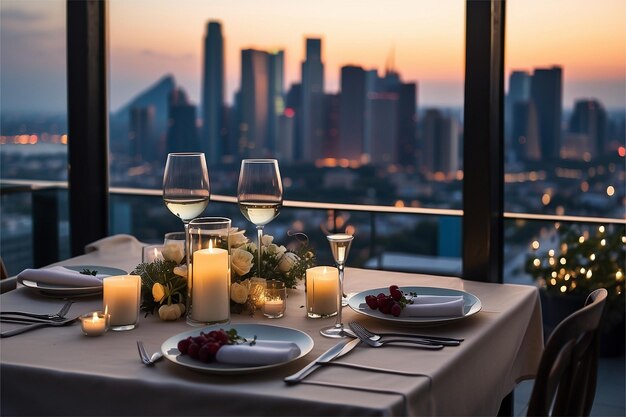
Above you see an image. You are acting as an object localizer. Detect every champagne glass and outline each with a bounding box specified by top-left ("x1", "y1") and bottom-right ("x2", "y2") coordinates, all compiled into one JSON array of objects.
[
  {"x1": 320, "y1": 233, "x2": 354, "y2": 338},
  {"x1": 163, "y1": 153, "x2": 210, "y2": 266},
  {"x1": 237, "y1": 159, "x2": 283, "y2": 278}
]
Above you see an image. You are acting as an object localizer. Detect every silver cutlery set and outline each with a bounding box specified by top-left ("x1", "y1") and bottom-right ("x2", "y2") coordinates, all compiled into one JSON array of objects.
[{"x1": 0, "y1": 301, "x2": 77, "y2": 338}]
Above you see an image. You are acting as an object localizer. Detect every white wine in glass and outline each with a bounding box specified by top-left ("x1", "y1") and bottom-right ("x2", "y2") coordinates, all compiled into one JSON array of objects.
[
  {"x1": 237, "y1": 159, "x2": 283, "y2": 278},
  {"x1": 320, "y1": 233, "x2": 354, "y2": 338},
  {"x1": 163, "y1": 153, "x2": 210, "y2": 265}
]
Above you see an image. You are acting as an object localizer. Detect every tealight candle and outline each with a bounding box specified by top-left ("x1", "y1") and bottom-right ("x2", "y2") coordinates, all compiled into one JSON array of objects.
[
  {"x1": 306, "y1": 266, "x2": 339, "y2": 318},
  {"x1": 103, "y1": 275, "x2": 141, "y2": 331},
  {"x1": 142, "y1": 245, "x2": 164, "y2": 263},
  {"x1": 80, "y1": 311, "x2": 109, "y2": 336},
  {"x1": 263, "y1": 280, "x2": 286, "y2": 318}
]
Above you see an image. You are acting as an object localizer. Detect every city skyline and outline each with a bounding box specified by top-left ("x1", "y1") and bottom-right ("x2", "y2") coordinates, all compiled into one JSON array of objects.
[{"x1": 1, "y1": 0, "x2": 625, "y2": 114}]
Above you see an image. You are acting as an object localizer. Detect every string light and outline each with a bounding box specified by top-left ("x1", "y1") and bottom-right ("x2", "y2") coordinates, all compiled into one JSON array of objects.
[
  {"x1": 601, "y1": 239, "x2": 606, "y2": 246},
  {"x1": 590, "y1": 254, "x2": 596, "y2": 261},
  {"x1": 531, "y1": 240, "x2": 540, "y2": 250}
]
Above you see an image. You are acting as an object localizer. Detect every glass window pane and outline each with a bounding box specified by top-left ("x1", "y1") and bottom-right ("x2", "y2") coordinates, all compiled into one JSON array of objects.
[
  {"x1": 108, "y1": 1, "x2": 465, "y2": 273},
  {"x1": 0, "y1": 0, "x2": 68, "y2": 273}
]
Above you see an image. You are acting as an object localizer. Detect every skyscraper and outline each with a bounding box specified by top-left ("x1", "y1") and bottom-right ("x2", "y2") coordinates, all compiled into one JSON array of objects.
[
  {"x1": 368, "y1": 92, "x2": 398, "y2": 165},
  {"x1": 300, "y1": 38, "x2": 325, "y2": 162},
  {"x1": 201, "y1": 21, "x2": 225, "y2": 165},
  {"x1": 129, "y1": 106, "x2": 156, "y2": 162},
  {"x1": 240, "y1": 49, "x2": 270, "y2": 157},
  {"x1": 267, "y1": 50, "x2": 285, "y2": 154},
  {"x1": 339, "y1": 65, "x2": 366, "y2": 162},
  {"x1": 569, "y1": 99, "x2": 607, "y2": 158},
  {"x1": 167, "y1": 87, "x2": 200, "y2": 154},
  {"x1": 505, "y1": 70, "x2": 531, "y2": 160},
  {"x1": 421, "y1": 109, "x2": 459, "y2": 175},
  {"x1": 530, "y1": 66, "x2": 562, "y2": 161}
]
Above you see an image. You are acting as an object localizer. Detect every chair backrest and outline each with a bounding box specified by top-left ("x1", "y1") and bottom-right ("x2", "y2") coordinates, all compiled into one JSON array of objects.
[{"x1": 527, "y1": 288, "x2": 608, "y2": 417}]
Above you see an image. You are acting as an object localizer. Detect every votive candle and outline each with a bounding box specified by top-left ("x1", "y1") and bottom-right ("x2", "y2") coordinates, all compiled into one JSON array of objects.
[
  {"x1": 80, "y1": 311, "x2": 109, "y2": 336},
  {"x1": 103, "y1": 275, "x2": 141, "y2": 330},
  {"x1": 306, "y1": 266, "x2": 339, "y2": 318}
]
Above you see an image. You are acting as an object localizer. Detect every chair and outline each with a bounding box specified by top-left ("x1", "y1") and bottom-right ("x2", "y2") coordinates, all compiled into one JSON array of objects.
[{"x1": 527, "y1": 288, "x2": 608, "y2": 417}]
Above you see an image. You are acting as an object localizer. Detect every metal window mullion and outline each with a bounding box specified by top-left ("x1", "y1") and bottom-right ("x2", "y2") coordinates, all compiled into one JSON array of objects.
[{"x1": 66, "y1": 0, "x2": 109, "y2": 256}]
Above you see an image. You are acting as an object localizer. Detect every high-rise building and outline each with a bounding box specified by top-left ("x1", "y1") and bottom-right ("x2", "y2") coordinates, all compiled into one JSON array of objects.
[
  {"x1": 240, "y1": 49, "x2": 270, "y2": 157},
  {"x1": 285, "y1": 83, "x2": 302, "y2": 158},
  {"x1": 530, "y1": 66, "x2": 562, "y2": 161},
  {"x1": 569, "y1": 99, "x2": 607, "y2": 158},
  {"x1": 167, "y1": 87, "x2": 200, "y2": 154},
  {"x1": 505, "y1": 70, "x2": 531, "y2": 160},
  {"x1": 129, "y1": 106, "x2": 156, "y2": 162},
  {"x1": 300, "y1": 38, "x2": 325, "y2": 162},
  {"x1": 323, "y1": 93, "x2": 340, "y2": 159},
  {"x1": 368, "y1": 92, "x2": 398, "y2": 165},
  {"x1": 421, "y1": 109, "x2": 459, "y2": 175},
  {"x1": 511, "y1": 101, "x2": 541, "y2": 162},
  {"x1": 267, "y1": 50, "x2": 285, "y2": 154},
  {"x1": 339, "y1": 65, "x2": 366, "y2": 162},
  {"x1": 201, "y1": 21, "x2": 225, "y2": 165}
]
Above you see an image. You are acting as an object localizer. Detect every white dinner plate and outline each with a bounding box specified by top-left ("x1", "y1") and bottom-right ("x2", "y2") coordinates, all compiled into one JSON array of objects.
[
  {"x1": 18, "y1": 265, "x2": 127, "y2": 297},
  {"x1": 348, "y1": 286, "x2": 482, "y2": 326},
  {"x1": 161, "y1": 323, "x2": 314, "y2": 375}
]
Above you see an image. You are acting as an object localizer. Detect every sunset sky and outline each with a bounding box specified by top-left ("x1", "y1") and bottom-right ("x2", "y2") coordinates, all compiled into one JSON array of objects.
[{"x1": 1, "y1": 0, "x2": 624, "y2": 113}]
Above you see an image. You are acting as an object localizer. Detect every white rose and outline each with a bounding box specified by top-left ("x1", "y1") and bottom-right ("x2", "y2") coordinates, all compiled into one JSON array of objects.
[
  {"x1": 278, "y1": 252, "x2": 300, "y2": 273},
  {"x1": 173, "y1": 264, "x2": 188, "y2": 277},
  {"x1": 231, "y1": 248, "x2": 254, "y2": 276},
  {"x1": 162, "y1": 242, "x2": 185, "y2": 264},
  {"x1": 261, "y1": 235, "x2": 274, "y2": 246},
  {"x1": 230, "y1": 282, "x2": 249, "y2": 304},
  {"x1": 229, "y1": 229, "x2": 248, "y2": 248},
  {"x1": 266, "y1": 243, "x2": 280, "y2": 256}
]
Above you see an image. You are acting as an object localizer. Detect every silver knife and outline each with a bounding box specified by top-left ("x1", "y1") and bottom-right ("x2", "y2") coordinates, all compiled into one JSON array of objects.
[{"x1": 284, "y1": 338, "x2": 360, "y2": 385}]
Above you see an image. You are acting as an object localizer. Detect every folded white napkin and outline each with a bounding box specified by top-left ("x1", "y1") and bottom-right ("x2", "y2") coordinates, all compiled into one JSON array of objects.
[
  {"x1": 18, "y1": 266, "x2": 106, "y2": 287},
  {"x1": 402, "y1": 295, "x2": 465, "y2": 318},
  {"x1": 216, "y1": 340, "x2": 301, "y2": 366}
]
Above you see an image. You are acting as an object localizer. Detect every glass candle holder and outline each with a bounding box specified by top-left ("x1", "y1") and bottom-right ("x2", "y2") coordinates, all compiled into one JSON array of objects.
[
  {"x1": 103, "y1": 275, "x2": 141, "y2": 331},
  {"x1": 249, "y1": 277, "x2": 267, "y2": 308},
  {"x1": 306, "y1": 266, "x2": 339, "y2": 318},
  {"x1": 263, "y1": 280, "x2": 286, "y2": 318},
  {"x1": 163, "y1": 232, "x2": 186, "y2": 264},
  {"x1": 79, "y1": 311, "x2": 109, "y2": 336},
  {"x1": 142, "y1": 245, "x2": 164, "y2": 263},
  {"x1": 187, "y1": 217, "x2": 231, "y2": 326}
]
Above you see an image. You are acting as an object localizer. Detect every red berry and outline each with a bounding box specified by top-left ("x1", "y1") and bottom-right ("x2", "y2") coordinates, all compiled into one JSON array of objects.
[
  {"x1": 389, "y1": 285, "x2": 399, "y2": 292},
  {"x1": 390, "y1": 303, "x2": 402, "y2": 317},
  {"x1": 207, "y1": 342, "x2": 221, "y2": 356},
  {"x1": 365, "y1": 295, "x2": 379, "y2": 309},
  {"x1": 198, "y1": 344, "x2": 212, "y2": 362},
  {"x1": 177, "y1": 338, "x2": 191, "y2": 354},
  {"x1": 187, "y1": 342, "x2": 200, "y2": 359},
  {"x1": 390, "y1": 288, "x2": 403, "y2": 301}
]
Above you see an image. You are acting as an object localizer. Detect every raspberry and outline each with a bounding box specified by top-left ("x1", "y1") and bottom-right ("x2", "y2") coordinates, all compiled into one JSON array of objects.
[
  {"x1": 187, "y1": 342, "x2": 200, "y2": 359},
  {"x1": 365, "y1": 295, "x2": 379, "y2": 309},
  {"x1": 390, "y1": 302, "x2": 402, "y2": 317},
  {"x1": 389, "y1": 285, "x2": 399, "y2": 292},
  {"x1": 377, "y1": 296, "x2": 390, "y2": 310},
  {"x1": 390, "y1": 288, "x2": 403, "y2": 301},
  {"x1": 177, "y1": 338, "x2": 191, "y2": 354},
  {"x1": 207, "y1": 342, "x2": 221, "y2": 356},
  {"x1": 198, "y1": 344, "x2": 212, "y2": 363}
]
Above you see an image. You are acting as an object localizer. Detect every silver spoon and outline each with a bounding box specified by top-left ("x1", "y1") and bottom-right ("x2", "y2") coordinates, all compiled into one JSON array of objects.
[{"x1": 137, "y1": 341, "x2": 163, "y2": 366}]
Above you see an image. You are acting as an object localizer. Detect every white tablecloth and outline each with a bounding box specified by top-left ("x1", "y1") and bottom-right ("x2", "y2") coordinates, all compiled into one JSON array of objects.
[{"x1": 0, "y1": 235, "x2": 543, "y2": 416}]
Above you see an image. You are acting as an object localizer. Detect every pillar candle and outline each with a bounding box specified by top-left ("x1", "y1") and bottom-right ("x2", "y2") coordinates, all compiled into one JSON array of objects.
[
  {"x1": 191, "y1": 244, "x2": 230, "y2": 322},
  {"x1": 306, "y1": 266, "x2": 339, "y2": 317},
  {"x1": 103, "y1": 275, "x2": 140, "y2": 327}
]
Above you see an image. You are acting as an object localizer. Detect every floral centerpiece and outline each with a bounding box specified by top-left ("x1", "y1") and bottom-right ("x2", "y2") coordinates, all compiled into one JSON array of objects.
[
  {"x1": 133, "y1": 242, "x2": 188, "y2": 321},
  {"x1": 229, "y1": 230, "x2": 316, "y2": 314}
]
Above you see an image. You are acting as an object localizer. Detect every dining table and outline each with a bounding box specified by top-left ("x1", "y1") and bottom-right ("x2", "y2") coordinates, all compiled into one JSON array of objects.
[{"x1": 0, "y1": 234, "x2": 544, "y2": 416}]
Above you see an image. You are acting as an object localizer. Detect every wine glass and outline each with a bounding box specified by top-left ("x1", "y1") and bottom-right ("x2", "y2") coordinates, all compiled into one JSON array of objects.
[
  {"x1": 162, "y1": 153, "x2": 210, "y2": 266},
  {"x1": 320, "y1": 233, "x2": 354, "y2": 338},
  {"x1": 237, "y1": 159, "x2": 283, "y2": 278}
]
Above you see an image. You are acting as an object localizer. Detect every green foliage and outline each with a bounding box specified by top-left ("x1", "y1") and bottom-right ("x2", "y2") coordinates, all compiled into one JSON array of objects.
[{"x1": 133, "y1": 259, "x2": 187, "y2": 315}]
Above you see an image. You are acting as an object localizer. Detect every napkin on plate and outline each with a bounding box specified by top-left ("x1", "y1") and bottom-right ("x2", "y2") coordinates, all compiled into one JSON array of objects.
[
  {"x1": 216, "y1": 340, "x2": 301, "y2": 366},
  {"x1": 18, "y1": 266, "x2": 106, "y2": 287},
  {"x1": 402, "y1": 295, "x2": 465, "y2": 318}
]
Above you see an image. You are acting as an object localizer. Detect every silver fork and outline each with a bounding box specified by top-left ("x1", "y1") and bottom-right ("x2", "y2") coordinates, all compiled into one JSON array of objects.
[
  {"x1": 349, "y1": 321, "x2": 462, "y2": 346},
  {"x1": 0, "y1": 300, "x2": 74, "y2": 322},
  {"x1": 0, "y1": 315, "x2": 79, "y2": 338},
  {"x1": 137, "y1": 341, "x2": 163, "y2": 366},
  {"x1": 349, "y1": 322, "x2": 444, "y2": 350}
]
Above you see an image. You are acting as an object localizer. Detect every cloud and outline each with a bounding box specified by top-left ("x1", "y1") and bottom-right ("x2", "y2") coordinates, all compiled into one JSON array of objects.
[{"x1": 0, "y1": 8, "x2": 45, "y2": 22}]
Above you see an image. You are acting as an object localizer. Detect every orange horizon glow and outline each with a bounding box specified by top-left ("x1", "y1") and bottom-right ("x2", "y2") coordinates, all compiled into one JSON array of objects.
[{"x1": 107, "y1": 0, "x2": 625, "y2": 108}]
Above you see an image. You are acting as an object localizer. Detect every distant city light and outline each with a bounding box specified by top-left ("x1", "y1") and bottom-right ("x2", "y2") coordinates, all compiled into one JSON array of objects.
[
  {"x1": 607, "y1": 185, "x2": 615, "y2": 196},
  {"x1": 531, "y1": 240, "x2": 539, "y2": 250},
  {"x1": 541, "y1": 193, "x2": 551, "y2": 205}
]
